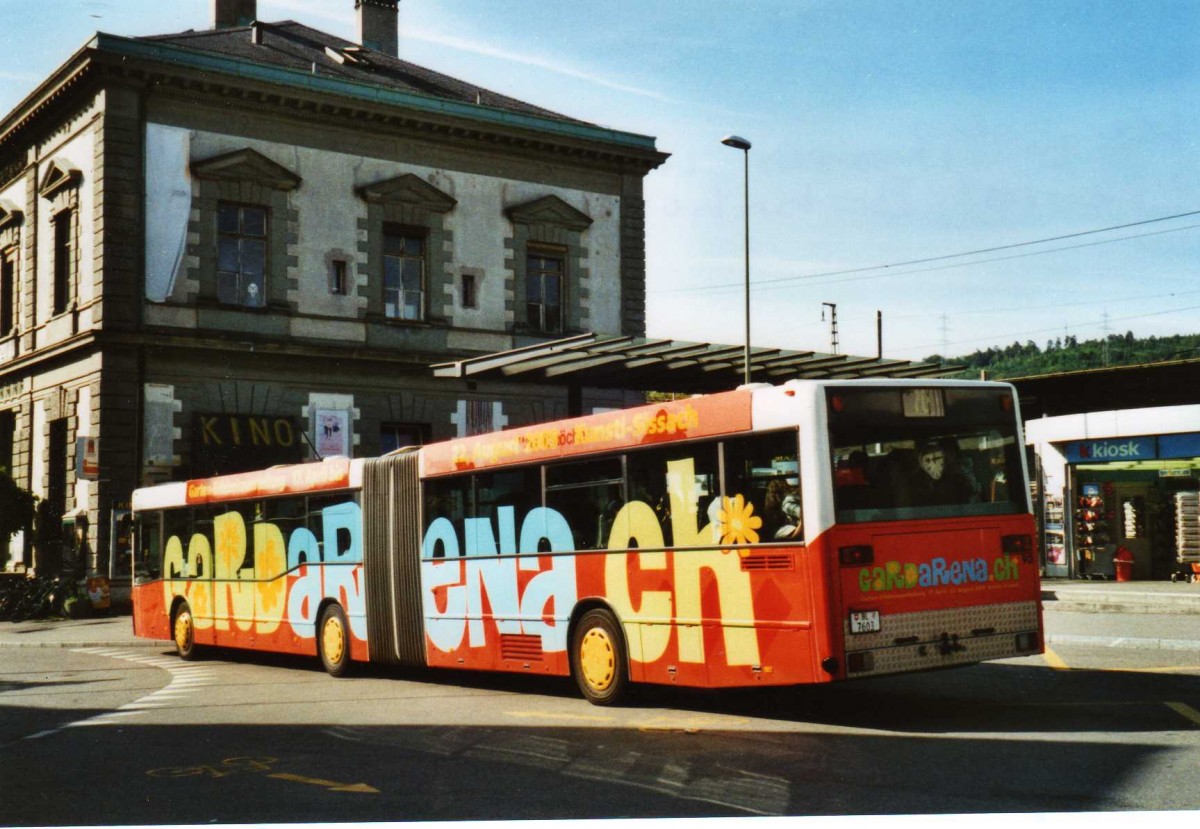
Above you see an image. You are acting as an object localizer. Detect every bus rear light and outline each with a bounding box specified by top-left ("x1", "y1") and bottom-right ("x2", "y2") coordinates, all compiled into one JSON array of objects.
[
  {"x1": 1001, "y1": 534, "x2": 1033, "y2": 554},
  {"x1": 1015, "y1": 632, "x2": 1040, "y2": 653},
  {"x1": 839, "y1": 545, "x2": 874, "y2": 567},
  {"x1": 830, "y1": 394, "x2": 845, "y2": 413},
  {"x1": 846, "y1": 651, "x2": 874, "y2": 674}
]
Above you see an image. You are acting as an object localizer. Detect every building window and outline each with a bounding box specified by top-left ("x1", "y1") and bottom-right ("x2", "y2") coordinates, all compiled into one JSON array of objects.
[
  {"x1": 330, "y1": 260, "x2": 350, "y2": 296},
  {"x1": 526, "y1": 249, "x2": 564, "y2": 334},
  {"x1": 217, "y1": 203, "x2": 267, "y2": 308},
  {"x1": 382, "y1": 225, "x2": 425, "y2": 321},
  {"x1": 52, "y1": 211, "x2": 72, "y2": 316},
  {"x1": 0, "y1": 249, "x2": 14, "y2": 336},
  {"x1": 380, "y1": 422, "x2": 427, "y2": 455},
  {"x1": 461, "y1": 272, "x2": 478, "y2": 309},
  {"x1": 0, "y1": 410, "x2": 13, "y2": 475}
]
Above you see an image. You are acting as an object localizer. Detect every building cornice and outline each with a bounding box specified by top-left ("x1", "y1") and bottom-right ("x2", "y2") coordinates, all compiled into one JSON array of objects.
[{"x1": 2, "y1": 32, "x2": 669, "y2": 175}]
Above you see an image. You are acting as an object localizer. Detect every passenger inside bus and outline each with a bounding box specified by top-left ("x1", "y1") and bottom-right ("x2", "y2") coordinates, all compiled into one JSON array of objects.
[
  {"x1": 909, "y1": 439, "x2": 979, "y2": 507},
  {"x1": 764, "y1": 477, "x2": 803, "y2": 539},
  {"x1": 834, "y1": 451, "x2": 877, "y2": 510}
]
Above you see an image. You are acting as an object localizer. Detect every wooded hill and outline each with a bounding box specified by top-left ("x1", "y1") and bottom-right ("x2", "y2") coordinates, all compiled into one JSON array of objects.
[{"x1": 932, "y1": 332, "x2": 1200, "y2": 380}]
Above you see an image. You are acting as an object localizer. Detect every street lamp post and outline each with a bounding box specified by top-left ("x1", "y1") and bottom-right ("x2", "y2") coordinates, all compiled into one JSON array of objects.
[{"x1": 721, "y1": 134, "x2": 752, "y2": 386}]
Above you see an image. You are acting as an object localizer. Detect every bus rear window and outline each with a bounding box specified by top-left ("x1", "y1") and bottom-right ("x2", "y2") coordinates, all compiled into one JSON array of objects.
[{"x1": 827, "y1": 386, "x2": 1027, "y2": 523}]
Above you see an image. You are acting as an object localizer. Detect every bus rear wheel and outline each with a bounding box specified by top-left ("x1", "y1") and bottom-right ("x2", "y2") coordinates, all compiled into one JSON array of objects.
[
  {"x1": 318, "y1": 604, "x2": 353, "y2": 677},
  {"x1": 173, "y1": 602, "x2": 200, "y2": 661},
  {"x1": 571, "y1": 609, "x2": 630, "y2": 706}
]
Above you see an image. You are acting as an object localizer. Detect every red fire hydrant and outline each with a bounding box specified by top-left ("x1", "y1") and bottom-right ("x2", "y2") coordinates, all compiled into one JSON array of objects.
[{"x1": 1114, "y1": 546, "x2": 1134, "y2": 583}]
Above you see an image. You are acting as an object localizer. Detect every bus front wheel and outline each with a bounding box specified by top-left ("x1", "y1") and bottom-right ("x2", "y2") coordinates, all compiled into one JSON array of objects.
[
  {"x1": 318, "y1": 604, "x2": 353, "y2": 677},
  {"x1": 571, "y1": 609, "x2": 630, "y2": 706},
  {"x1": 173, "y1": 602, "x2": 200, "y2": 661}
]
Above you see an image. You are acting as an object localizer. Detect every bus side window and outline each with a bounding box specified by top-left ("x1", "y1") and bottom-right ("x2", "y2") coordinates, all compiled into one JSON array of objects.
[
  {"x1": 304, "y1": 494, "x2": 361, "y2": 563},
  {"x1": 260, "y1": 497, "x2": 304, "y2": 579},
  {"x1": 164, "y1": 508, "x2": 196, "y2": 577},
  {"x1": 723, "y1": 430, "x2": 803, "y2": 543},
  {"x1": 423, "y1": 476, "x2": 470, "y2": 558},
  {"x1": 236, "y1": 502, "x2": 260, "y2": 577},
  {"x1": 475, "y1": 466, "x2": 541, "y2": 551},
  {"x1": 545, "y1": 457, "x2": 623, "y2": 551},
  {"x1": 625, "y1": 440, "x2": 720, "y2": 548},
  {"x1": 135, "y1": 512, "x2": 163, "y2": 581}
]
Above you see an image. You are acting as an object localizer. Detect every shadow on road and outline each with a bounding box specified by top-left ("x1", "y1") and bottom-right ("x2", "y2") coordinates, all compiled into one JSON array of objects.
[
  {"x1": 154, "y1": 644, "x2": 1200, "y2": 735},
  {"x1": 0, "y1": 700, "x2": 1172, "y2": 823}
]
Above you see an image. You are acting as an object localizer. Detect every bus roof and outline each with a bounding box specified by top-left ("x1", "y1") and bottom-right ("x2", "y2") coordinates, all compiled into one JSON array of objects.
[{"x1": 132, "y1": 377, "x2": 1016, "y2": 507}]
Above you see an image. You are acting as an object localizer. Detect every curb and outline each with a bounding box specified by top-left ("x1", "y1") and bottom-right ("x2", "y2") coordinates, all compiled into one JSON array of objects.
[
  {"x1": 0, "y1": 639, "x2": 161, "y2": 649},
  {"x1": 1042, "y1": 592, "x2": 1200, "y2": 616},
  {"x1": 1046, "y1": 633, "x2": 1200, "y2": 653}
]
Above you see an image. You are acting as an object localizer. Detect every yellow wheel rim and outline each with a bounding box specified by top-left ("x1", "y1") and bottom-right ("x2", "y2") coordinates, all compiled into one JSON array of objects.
[
  {"x1": 174, "y1": 611, "x2": 193, "y2": 652},
  {"x1": 579, "y1": 627, "x2": 615, "y2": 692},
  {"x1": 322, "y1": 615, "x2": 345, "y2": 666}
]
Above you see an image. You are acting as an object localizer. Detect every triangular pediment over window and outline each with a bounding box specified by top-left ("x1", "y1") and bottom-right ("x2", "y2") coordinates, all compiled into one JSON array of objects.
[
  {"x1": 506, "y1": 195, "x2": 593, "y2": 232},
  {"x1": 38, "y1": 160, "x2": 82, "y2": 199},
  {"x1": 191, "y1": 148, "x2": 302, "y2": 191},
  {"x1": 356, "y1": 174, "x2": 456, "y2": 213},
  {"x1": 0, "y1": 200, "x2": 23, "y2": 231}
]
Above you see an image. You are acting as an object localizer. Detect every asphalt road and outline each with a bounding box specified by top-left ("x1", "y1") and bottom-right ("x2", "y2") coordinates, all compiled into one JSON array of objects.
[{"x1": 1, "y1": 629, "x2": 1199, "y2": 823}]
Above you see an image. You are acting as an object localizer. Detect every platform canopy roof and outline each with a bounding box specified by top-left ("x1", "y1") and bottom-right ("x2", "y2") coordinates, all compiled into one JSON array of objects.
[{"x1": 432, "y1": 333, "x2": 958, "y2": 394}]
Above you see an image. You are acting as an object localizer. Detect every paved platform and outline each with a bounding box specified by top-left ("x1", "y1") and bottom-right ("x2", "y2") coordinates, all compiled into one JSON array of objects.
[
  {"x1": 1041, "y1": 578, "x2": 1200, "y2": 615},
  {"x1": 0, "y1": 614, "x2": 154, "y2": 649}
]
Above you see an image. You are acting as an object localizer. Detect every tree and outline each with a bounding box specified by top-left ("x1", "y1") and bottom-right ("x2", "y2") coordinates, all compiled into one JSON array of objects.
[{"x1": 0, "y1": 471, "x2": 36, "y2": 570}]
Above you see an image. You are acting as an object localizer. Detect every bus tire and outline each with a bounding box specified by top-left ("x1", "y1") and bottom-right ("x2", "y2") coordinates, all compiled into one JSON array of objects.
[
  {"x1": 173, "y1": 602, "x2": 200, "y2": 661},
  {"x1": 571, "y1": 608, "x2": 630, "y2": 706},
  {"x1": 318, "y1": 604, "x2": 353, "y2": 677}
]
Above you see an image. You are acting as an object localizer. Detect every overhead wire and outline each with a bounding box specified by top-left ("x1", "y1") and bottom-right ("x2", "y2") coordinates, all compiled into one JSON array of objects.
[{"x1": 651, "y1": 210, "x2": 1200, "y2": 296}]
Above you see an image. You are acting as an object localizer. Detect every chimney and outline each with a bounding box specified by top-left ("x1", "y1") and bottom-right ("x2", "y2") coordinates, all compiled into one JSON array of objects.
[
  {"x1": 356, "y1": 0, "x2": 399, "y2": 57},
  {"x1": 213, "y1": 0, "x2": 257, "y2": 28}
]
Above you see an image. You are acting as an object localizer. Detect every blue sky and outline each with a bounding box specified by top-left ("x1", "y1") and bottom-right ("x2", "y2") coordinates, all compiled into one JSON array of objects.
[{"x1": 2, "y1": 0, "x2": 1197, "y2": 361}]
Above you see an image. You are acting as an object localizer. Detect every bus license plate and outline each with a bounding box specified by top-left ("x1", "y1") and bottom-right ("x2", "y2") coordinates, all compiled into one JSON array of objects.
[{"x1": 849, "y1": 610, "x2": 880, "y2": 634}]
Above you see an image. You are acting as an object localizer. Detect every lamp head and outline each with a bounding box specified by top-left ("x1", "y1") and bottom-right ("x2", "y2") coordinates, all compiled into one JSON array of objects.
[{"x1": 721, "y1": 135, "x2": 752, "y2": 151}]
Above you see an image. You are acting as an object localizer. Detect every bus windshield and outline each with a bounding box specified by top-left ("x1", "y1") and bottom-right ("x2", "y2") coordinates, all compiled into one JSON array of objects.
[{"x1": 827, "y1": 386, "x2": 1028, "y2": 523}]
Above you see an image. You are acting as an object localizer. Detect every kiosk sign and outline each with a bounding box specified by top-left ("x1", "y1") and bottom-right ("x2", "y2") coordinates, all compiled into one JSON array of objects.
[{"x1": 1065, "y1": 437, "x2": 1155, "y2": 463}]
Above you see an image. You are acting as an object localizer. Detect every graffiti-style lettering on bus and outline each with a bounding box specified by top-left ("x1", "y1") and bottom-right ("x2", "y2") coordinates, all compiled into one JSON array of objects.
[
  {"x1": 161, "y1": 501, "x2": 366, "y2": 639},
  {"x1": 420, "y1": 456, "x2": 760, "y2": 669}
]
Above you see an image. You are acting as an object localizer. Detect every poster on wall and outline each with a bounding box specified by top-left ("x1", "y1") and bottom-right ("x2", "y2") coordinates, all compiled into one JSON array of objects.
[{"x1": 316, "y1": 409, "x2": 350, "y2": 458}]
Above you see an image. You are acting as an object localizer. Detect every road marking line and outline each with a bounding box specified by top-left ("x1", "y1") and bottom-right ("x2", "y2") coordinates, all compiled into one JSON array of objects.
[
  {"x1": 505, "y1": 710, "x2": 614, "y2": 723},
  {"x1": 1165, "y1": 702, "x2": 1200, "y2": 728},
  {"x1": 1042, "y1": 645, "x2": 1070, "y2": 671},
  {"x1": 268, "y1": 772, "x2": 379, "y2": 793},
  {"x1": 24, "y1": 730, "x2": 60, "y2": 741},
  {"x1": 1106, "y1": 666, "x2": 1200, "y2": 675}
]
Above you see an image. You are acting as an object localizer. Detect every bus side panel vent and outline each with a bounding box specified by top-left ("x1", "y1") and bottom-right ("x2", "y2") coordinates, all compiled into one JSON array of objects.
[
  {"x1": 500, "y1": 634, "x2": 544, "y2": 662},
  {"x1": 362, "y1": 450, "x2": 426, "y2": 667},
  {"x1": 739, "y1": 551, "x2": 795, "y2": 572}
]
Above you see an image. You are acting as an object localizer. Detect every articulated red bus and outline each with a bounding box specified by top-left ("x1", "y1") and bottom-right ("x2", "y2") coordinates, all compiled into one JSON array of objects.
[{"x1": 131, "y1": 379, "x2": 1042, "y2": 704}]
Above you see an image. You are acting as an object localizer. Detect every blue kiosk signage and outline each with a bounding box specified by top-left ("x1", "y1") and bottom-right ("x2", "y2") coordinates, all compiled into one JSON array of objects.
[{"x1": 1065, "y1": 433, "x2": 1200, "y2": 463}]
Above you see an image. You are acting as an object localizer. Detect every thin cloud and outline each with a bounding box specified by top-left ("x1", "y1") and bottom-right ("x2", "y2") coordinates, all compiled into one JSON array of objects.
[
  {"x1": 259, "y1": 2, "x2": 669, "y2": 101},
  {"x1": 407, "y1": 26, "x2": 672, "y2": 102},
  {"x1": 260, "y1": 0, "x2": 348, "y2": 25}
]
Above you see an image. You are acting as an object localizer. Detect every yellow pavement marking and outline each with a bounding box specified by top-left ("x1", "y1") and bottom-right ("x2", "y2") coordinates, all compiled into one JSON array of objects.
[
  {"x1": 268, "y1": 772, "x2": 379, "y2": 793},
  {"x1": 505, "y1": 710, "x2": 614, "y2": 723},
  {"x1": 1108, "y1": 665, "x2": 1200, "y2": 675},
  {"x1": 1042, "y1": 645, "x2": 1070, "y2": 671},
  {"x1": 1164, "y1": 702, "x2": 1200, "y2": 728}
]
